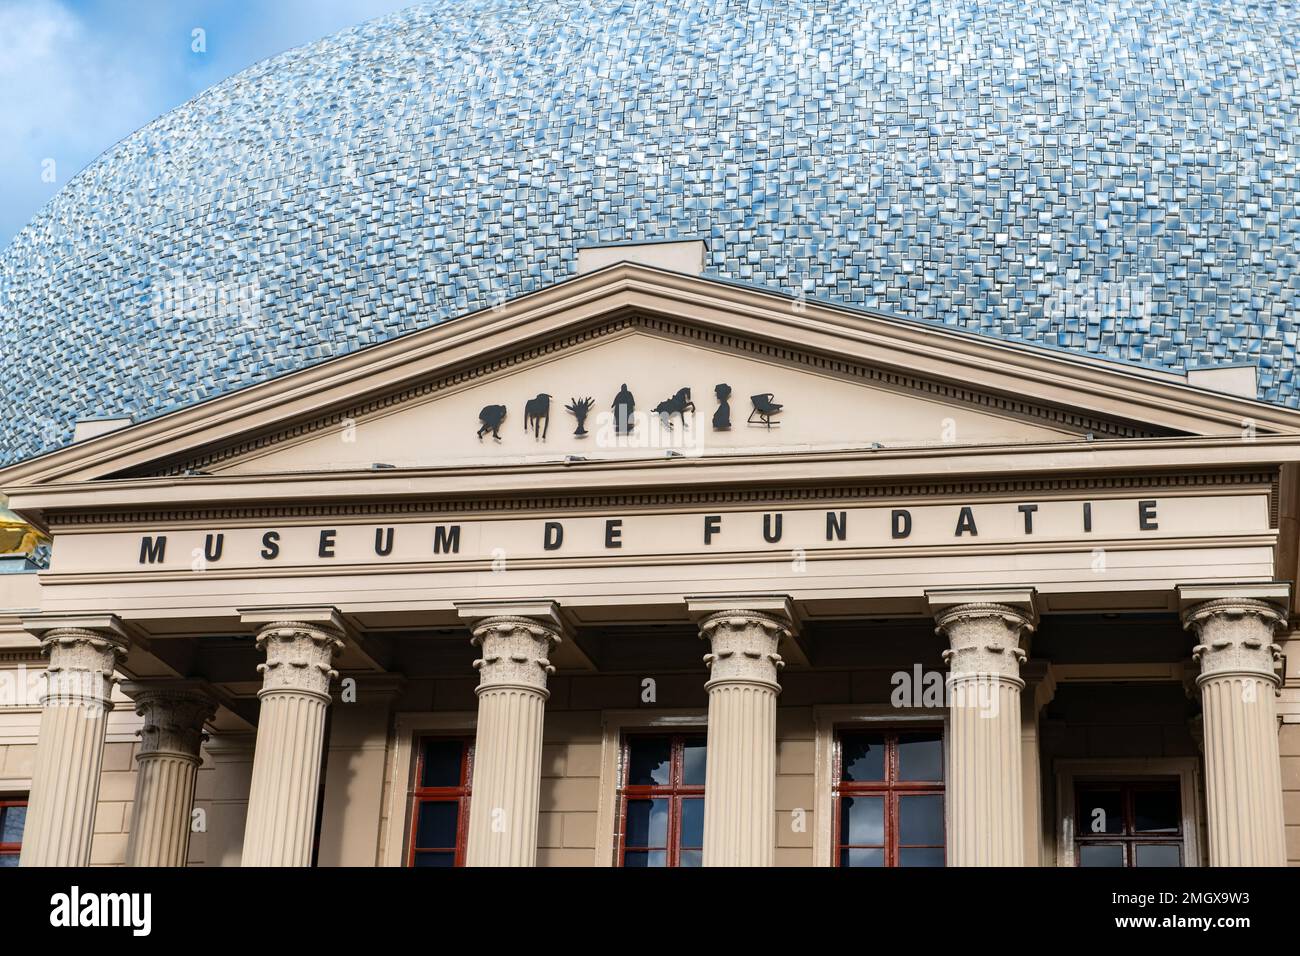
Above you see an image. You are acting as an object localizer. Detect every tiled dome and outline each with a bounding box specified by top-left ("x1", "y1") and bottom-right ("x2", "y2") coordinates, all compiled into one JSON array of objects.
[{"x1": 2, "y1": 0, "x2": 1299, "y2": 464}]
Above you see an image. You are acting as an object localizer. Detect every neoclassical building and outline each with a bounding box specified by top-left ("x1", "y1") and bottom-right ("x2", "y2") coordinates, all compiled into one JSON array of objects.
[{"x1": 2, "y1": 1, "x2": 1300, "y2": 868}]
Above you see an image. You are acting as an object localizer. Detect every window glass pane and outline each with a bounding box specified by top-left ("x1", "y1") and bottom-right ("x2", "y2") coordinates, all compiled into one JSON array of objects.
[
  {"x1": 415, "y1": 801, "x2": 459, "y2": 849},
  {"x1": 1078, "y1": 844, "x2": 1125, "y2": 867},
  {"x1": 625, "y1": 798, "x2": 669, "y2": 848},
  {"x1": 839, "y1": 795, "x2": 884, "y2": 846},
  {"x1": 627, "y1": 737, "x2": 672, "y2": 786},
  {"x1": 0, "y1": 854, "x2": 18, "y2": 867},
  {"x1": 898, "y1": 847, "x2": 945, "y2": 867},
  {"x1": 1133, "y1": 789, "x2": 1180, "y2": 833},
  {"x1": 897, "y1": 734, "x2": 943, "y2": 781},
  {"x1": 420, "y1": 740, "x2": 464, "y2": 789},
  {"x1": 1134, "y1": 843, "x2": 1181, "y2": 867},
  {"x1": 840, "y1": 734, "x2": 885, "y2": 782},
  {"x1": 680, "y1": 798, "x2": 704, "y2": 849},
  {"x1": 623, "y1": 850, "x2": 667, "y2": 868},
  {"x1": 0, "y1": 806, "x2": 25, "y2": 844},
  {"x1": 899, "y1": 794, "x2": 944, "y2": 845},
  {"x1": 682, "y1": 738, "x2": 707, "y2": 786},
  {"x1": 840, "y1": 847, "x2": 884, "y2": 867},
  {"x1": 678, "y1": 849, "x2": 702, "y2": 867},
  {"x1": 413, "y1": 851, "x2": 455, "y2": 867},
  {"x1": 1077, "y1": 788, "x2": 1124, "y2": 835}
]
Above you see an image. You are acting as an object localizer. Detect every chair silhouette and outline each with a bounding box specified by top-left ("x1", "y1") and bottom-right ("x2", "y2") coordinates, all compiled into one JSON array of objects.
[{"x1": 748, "y1": 393, "x2": 782, "y2": 428}]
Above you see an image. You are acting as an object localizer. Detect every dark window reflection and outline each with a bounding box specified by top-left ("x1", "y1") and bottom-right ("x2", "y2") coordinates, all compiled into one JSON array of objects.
[
  {"x1": 627, "y1": 736, "x2": 673, "y2": 786},
  {"x1": 840, "y1": 734, "x2": 885, "y2": 782},
  {"x1": 898, "y1": 847, "x2": 945, "y2": 867},
  {"x1": 1079, "y1": 844, "x2": 1125, "y2": 867},
  {"x1": 897, "y1": 733, "x2": 943, "y2": 781},
  {"x1": 415, "y1": 801, "x2": 458, "y2": 850},
  {"x1": 840, "y1": 795, "x2": 884, "y2": 846},
  {"x1": 1077, "y1": 787, "x2": 1124, "y2": 834},
  {"x1": 420, "y1": 739, "x2": 464, "y2": 788},
  {"x1": 840, "y1": 848, "x2": 884, "y2": 867},
  {"x1": 625, "y1": 798, "x2": 669, "y2": 848},
  {"x1": 1133, "y1": 790, "x2": 1180, "y2": 833},
  {"x1": 1135, "y1": 843, "x2": 1181, "y2": 867},
  {"x1": 0, "y1": 805, "x2": 25, "y2": 844},
  {"x1": 682, "y1": 738, "x2": 707, "y2": 786},
  {"x1": 899, "y1": 794, "x2": 944, "y2": 845}
]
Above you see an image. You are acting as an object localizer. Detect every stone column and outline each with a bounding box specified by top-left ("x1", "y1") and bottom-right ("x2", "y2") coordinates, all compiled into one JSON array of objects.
[
  {"x1": 121, "y1": 682, "x2": 217, "y2": 867},
  {"x1": 931, "y1": 594, "x2": 1036, "y2": 867},
  {"x1": 240, "y1": 612, "x2": 344, "y2": 866},
  {"x1": 1183, "y1": 594, "x2": 1288, "y2": 866},
  {"x1": 457, "y1": 603, "x2": 562, "y2": 867},
  {"x1": 689, "y1": 596, "x2": 793, "y2": 867},
  {"x1": 19, "y1": 616, "x2": 128, "y2": 867}
]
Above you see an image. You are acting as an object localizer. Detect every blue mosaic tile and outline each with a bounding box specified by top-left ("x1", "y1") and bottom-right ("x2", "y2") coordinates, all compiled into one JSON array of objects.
[{"x1": 2, "y1": 0, "x2": 1300, "y2": 465}]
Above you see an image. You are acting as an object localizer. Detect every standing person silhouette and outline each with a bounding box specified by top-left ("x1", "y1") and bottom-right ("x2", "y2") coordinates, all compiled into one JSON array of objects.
[
  {"x1": 713, "y1": 383, "x2": 732, "y2": 430},
  {"x1": 612, "y1": 383, "x2": 636, "y2": 435}
]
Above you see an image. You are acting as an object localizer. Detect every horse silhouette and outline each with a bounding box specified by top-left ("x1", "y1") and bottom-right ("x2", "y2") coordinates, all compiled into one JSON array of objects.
[
  {"x1": 524, "y1": 393, "x2": 552, "y2": 438},
  {"x1": 652, "y1": 387, "x2": 695, "y2": 429}
]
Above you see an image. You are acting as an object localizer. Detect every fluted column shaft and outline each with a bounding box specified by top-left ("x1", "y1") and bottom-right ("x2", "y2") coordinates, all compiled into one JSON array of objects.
[
  {"x1": 20, "y1": 625, "x2": 127, "y2": 867},
  {"x1": 1185, "y1": 598, "x2": 1287, "y2": 866},
  {"x1": 123, "y1": 685, "x2": 217, "y2": 867},
  {"x1": 698, "y1": 609, "x2": 788, "y2": 867},
  {"x1": 241, "y1": 621, "x2": 343, "y2": 866},
  {"x1": 464, "y1": 616, "x2": 559, "y2": 867},
  {"x1": 936, "y1": 602, "x2": 1033, "y2": 867}
]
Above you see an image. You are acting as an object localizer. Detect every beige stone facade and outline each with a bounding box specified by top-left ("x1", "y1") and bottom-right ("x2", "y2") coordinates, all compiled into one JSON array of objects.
[{"x1": 3, "y1": 265, "x2": 1300, "y2": 867}]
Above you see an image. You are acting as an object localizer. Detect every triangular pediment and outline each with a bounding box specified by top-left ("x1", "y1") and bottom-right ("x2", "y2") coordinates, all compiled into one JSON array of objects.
[
  {"x1": 3, "y1": 263, "x2": 1298, "y2": 491},
  {"x1": 207, "y1": 324, "x2": 1089, "y2": 475}
]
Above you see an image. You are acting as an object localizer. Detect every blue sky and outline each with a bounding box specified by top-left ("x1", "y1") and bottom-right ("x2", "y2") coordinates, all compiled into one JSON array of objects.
[{"x1": 0, "y1": 0, "x2": 419, "y2": 246}]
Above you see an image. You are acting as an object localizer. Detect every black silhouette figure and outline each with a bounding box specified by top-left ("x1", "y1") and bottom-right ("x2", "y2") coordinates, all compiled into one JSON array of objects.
[
  {"x1": 478, "y1": 404, "x2": 507, "y2": 440},
  {"x1": 524, "y1": 393, "x2": 552, "y2": 439},
  {"x1": 748, "y1": 392, "x2": 783, "y2": 428},
  {"x1": 611, "y1": 383, "x2": 636, "y2": 435},
  {"x1": 566, "y1": 396, "x2": 595, "y2": 437},
  {"x1": 712, "y1": 383, "x2": 732, "y2": 430},
  {"x1": 652, "y1": 387, "x2": 695, "y2": 429}
]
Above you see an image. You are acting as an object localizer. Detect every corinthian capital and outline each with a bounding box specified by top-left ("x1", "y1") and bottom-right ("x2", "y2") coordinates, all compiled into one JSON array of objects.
[
  {"x1": 120, "y1": 681, "x2": 218, "y2": 760},
  {"x1": 1182, "y1": 596, "x2": 1286, "y2": 684},
  {"x1": 23, "y1": 614, "x2": 130, "y2": 708},
  {"x1": 254, "y1": 621, "x2": 345, "y2": 698},
  {"x1": 932, "y1": 600, "x2": 1035, "y2": 682}
]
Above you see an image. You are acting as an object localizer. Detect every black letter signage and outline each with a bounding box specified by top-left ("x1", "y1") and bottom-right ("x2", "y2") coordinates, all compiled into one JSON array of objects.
[
  {"x1": 139, "y1": 536, "x2": 167, "y2": 564},
  {"x1": 261, "y1": 531, "x2": 281, "y2": 560}
]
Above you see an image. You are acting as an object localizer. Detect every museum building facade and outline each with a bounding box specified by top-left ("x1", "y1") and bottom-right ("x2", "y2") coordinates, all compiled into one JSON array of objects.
[{"x1": 1, "y1": 258, "x2": 1299, "y2": 867}]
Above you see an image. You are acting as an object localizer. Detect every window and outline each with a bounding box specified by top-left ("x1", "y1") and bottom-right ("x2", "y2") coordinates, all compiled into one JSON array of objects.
[
  {"x1": 616, "y1": 733, "x2": 706, "y2": 867},
  {"x1": 407, "y1": 737, "x2": 473, "y2": 867},
  {"x1": 1074, "y1": 780, "x2": 1183, "y2": 867},
  {"x1": 0, "y1": 799, "x2": 26, "y2": 866},
  {"x1": 833, "y1": 730, "x2": 945, "y2": 866}
]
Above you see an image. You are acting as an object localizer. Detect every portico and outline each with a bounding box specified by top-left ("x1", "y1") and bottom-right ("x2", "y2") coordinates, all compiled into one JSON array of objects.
[{"x1": 2, "y1": 265, "x2": 1299, "y2": 867}]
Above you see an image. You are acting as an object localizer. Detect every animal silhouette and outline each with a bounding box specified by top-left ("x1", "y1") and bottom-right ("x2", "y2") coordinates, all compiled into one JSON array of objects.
[
  {"x1": 477, "y1": 404, "x2": 507, "y2": 440},
  {"x1": 652, "y1": 387, "x2": 696, "y2": 429},
  {"x1": 524, "y1": 393, "x2": 552, "y2": 438}
]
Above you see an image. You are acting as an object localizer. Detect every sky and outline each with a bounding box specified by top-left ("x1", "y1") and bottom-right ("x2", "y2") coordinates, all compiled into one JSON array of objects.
[{"x1": 0, "y1": 0, "x2": 420, "y2": 247}]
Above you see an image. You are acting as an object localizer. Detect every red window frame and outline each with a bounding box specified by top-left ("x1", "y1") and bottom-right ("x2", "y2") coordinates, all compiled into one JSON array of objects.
[
  {"x1": 832, "y1": 728, "x2": 946, "y2": 867},
  {"x1": 0, "y1": 798, "x2": 26, "y2": 864},
  {"x1": 615, "y1": 733, "x2": 706, "y2": 867},
  {"x1": 406, "y1": 736, "x2": 473, "y2": 868},
  {"x1": 1073, "y1": 779, "x2": 1183, "y2": 867}
]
